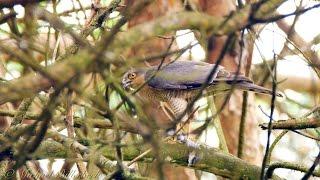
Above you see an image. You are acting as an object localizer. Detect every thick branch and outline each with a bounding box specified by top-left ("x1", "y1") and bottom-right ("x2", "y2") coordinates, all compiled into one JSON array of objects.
[
  {"x1": 34, "y1": 139, "x2": 281, "y2": 179},
  {"x1": 0, "y1": 109, "x2": 38, "y2": 120},
  {"x1": 34, "y1": 131, "x2": 143, "y2": 178},
  {"x1": 0, "y1": 109, "x2": 144, "y2": 133}
]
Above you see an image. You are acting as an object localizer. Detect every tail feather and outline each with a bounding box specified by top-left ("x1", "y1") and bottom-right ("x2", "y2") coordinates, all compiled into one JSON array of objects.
[{"x1": 236, "y1": 82, "x2": 283, "y2": 97}]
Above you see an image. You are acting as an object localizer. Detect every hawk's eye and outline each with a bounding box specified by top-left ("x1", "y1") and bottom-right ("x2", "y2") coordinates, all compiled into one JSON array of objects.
[{"x1": 128, "y1": 73, "x2": 137, "y2": 80}]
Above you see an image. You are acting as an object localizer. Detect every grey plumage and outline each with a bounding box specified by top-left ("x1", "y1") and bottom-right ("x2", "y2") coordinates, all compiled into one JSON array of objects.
[
  {"x1": 141, "y1": 61, "x2": 281, "y2": 97},
  {"x1": 145, "y1": 61, "x2": 224, "y2": 90}
]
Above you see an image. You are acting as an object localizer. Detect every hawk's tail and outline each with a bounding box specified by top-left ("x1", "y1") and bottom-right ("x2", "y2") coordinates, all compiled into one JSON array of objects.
[{"x1": 235, "y1": 82, "x2": 283, "y2": 97}]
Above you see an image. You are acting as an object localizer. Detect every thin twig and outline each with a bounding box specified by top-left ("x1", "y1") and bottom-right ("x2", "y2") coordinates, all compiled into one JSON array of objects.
[
  {"x1": 291, "y1": 130, "x2": 320, "y2": 141},
  {"x1": 266, "y1": 161, "x2": 320, "y2": 178},
  {"x1": 237, "y1": 30, "x2": 247, "y2": 158},
  {"x1": 261, "y1": 53, "x2": 278, "y2": 180},
  {"x1": 266, "y1": 130, "x2": 288, "y2": 165},
  {"x1": 301, "y1": 150, "x2": 320, "y2": 180}
]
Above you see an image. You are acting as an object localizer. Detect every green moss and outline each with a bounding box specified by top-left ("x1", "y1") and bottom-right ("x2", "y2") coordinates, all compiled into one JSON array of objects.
[{"x1": 34, "y1": 140, "x2": 67, "y2": 158}]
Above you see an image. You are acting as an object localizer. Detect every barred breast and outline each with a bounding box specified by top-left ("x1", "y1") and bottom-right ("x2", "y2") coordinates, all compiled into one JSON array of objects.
[{"x1": 138, "y1": 86, "x2": 201, "y2": 102}]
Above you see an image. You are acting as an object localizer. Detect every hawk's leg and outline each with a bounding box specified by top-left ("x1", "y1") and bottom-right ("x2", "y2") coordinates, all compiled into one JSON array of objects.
[
  {"x1": 161, "y1": 97, "x2": 201, "y2": 137},
  {"x1": 160, "y1": 98, "x2": 201, "y2": 166},
  {"x1": 166, "y1": 97, "x2": 188, "y2": 122},
  {"x1": 160, "y1": 98, "x2": 189, "y2": 134}
]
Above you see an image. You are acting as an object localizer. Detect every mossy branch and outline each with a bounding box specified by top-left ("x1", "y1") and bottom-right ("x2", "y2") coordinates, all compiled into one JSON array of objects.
[{"x1": 33, "y1": 138, "x2": 282, "y2": 179}]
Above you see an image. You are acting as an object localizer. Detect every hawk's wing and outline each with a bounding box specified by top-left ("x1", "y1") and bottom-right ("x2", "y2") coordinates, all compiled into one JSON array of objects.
[{"x1": 145, "y1": 60, "x2": 251, "y2": 90}]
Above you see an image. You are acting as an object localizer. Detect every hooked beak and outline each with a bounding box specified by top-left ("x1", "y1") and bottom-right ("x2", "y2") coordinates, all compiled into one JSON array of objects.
[{"x1": 121, "y1": 79, "x2": 132, "y2": 91}]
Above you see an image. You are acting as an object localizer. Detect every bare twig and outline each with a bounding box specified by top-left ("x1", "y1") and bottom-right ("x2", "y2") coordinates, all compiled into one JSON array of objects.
[
  {"x1": 261, "y1": 53, "x2": 278, "y2": 179},
  {"x1": 259, "y1": 118, "x2": 320, "y2": 130},
  {"x1": 61, "y1": 91, "x2": 87, "y2": 178},
  {"x1": 301, "y1": 150, "x2": 320, "y2": 180},
  {"x1": 237, "y1": 30, "x2": 247, "y2": 158},
  {"x1": 0, "y1": 12, "x2": 17, "y2": 25},
  {"x1": 85, "y1": 0, "x2": 101, "y2": 27},
  {"x1": 35, "y1": 8, "x2": 91, "y2": 48},
  {"x1": 266, "y1": 130, "x2": 288, "y2": 165},
  {"x1": 266, "y1": 161, "x2": 320, "y2": 179}
]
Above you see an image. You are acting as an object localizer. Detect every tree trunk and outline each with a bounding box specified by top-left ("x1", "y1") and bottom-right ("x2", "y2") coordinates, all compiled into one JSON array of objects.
[
  {"x1": 199, "y1": 0, "x2": 262, "y2": 165},
  {"x1": 124, "y1": 1, "x2": 197, "y2": 179}
]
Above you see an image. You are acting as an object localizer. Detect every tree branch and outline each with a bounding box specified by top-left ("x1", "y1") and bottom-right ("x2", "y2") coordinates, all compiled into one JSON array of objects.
[
  {"x1": 259, "y1": 117, "x2": 320, "y2": 130},
  {"x1": 34, "y1": 139, "x2": 282, "y2": 179},
  {"x1": 0, "y1": 0, "x2": 47, "y2": 8},
  {"x1": 266, "y1": 161, "x2": 320, "y2": 179}
]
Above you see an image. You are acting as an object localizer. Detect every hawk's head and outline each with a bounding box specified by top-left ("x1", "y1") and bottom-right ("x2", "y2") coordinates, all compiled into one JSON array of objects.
[{"x1": 122, "y1": 68, "x2": 148, "y2": 91}]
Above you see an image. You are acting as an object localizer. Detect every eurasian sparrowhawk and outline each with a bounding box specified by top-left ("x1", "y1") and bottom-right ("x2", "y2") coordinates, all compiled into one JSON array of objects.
[{"x1": 122, "y1": 60, "x2": 282, "y2": 120}]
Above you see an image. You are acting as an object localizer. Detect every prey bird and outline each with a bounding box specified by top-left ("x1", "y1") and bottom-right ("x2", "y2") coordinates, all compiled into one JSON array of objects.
[{"x1": 122, "y1": 60, "x2": 282, "y2": 123}]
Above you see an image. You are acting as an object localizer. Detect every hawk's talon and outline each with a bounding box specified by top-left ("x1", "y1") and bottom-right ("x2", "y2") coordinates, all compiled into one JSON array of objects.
[
  {"x1": 188, "y1": 151, "x2": 200, "y2": 166},
  {"x1": 165, "y1": 128, "x2": 176, "y2": 137},
  {"x1": 175, "y1": 134, "x2": 201, "y2": 166},
  {"x1": 177, "y1": 134, "x2": 200, "y2": 149},
  {"x1": 176, "y1": 133, "x2": 186, "y2": 141}
]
